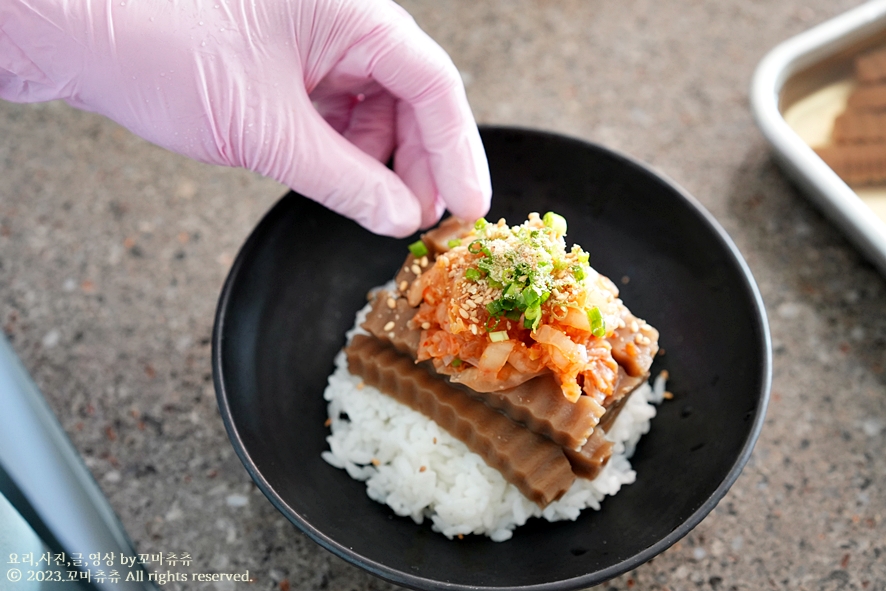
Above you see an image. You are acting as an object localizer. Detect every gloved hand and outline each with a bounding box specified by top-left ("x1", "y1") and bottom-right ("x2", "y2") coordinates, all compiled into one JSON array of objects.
[{"x1": 0, "y1": 0, "x2": 491, "y2": 237}]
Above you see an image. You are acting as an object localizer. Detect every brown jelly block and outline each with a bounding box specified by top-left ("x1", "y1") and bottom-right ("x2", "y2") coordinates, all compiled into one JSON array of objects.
[
  {"x1": 847, "y1": 83, "x2": 886, "y2": 111},
  {"x1": 832, "y1": 111, "x2": 886, "y2": 144},
  {"x1": 564, "y1": 429, "x2": 614, "y2": 480},
  {"x1": 393, "y1": 253, "x2": 419, "y2": 295},
  {"x1": 361, "y1": 290, "x2": 420, "y2": 356},
  {"x1": 345, "y1": 334, "x2": 576, "y2": 507},
  {"x1": 420, "y1": 216, "x2": 474, "y2": 255},
  {"x1": 456, "y1": 373, "x2": 603, "y2": 452},
  {"x1": 815, "y1": 143, "x2": 886, "y2": 185},
  {"x1": 564, "y1": 389, "x2": 637, "y2": 480},
  {"x1": 609, "y1": 311, "x2": 660, "y2": 378},
  {"x1": 856, "y1": 46, "x2": 886, "y2": 84}
]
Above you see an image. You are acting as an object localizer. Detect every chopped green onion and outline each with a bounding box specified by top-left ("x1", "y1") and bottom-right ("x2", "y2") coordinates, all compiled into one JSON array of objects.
[
  {"x1": 523, "y1": 304, "x2": 541, "y2": 329},
  {"x1": 522, "y1": 285, "x2": 542, "y2": 306},
  {"x1": 447, "y1": 238, "x2": 462, "y2": 248},
  {"x1": 543, "y1": 211, "x2": 567, "y2": 236},
  {"x1": 464, "y1": 268, "x2": 482, "y2": 281},
  {"x1": 450, "y1": 357, "x2": 462, "y2": 367},
  {"x1": 486, "y1": 300, "x2": 503, "y2": 316},
  {"x1": 588, "y1": 306, "x2": 606, "y2": 337},
  {"x1": 494, "y1": 285, "x2": 519, "y2": 311},
  {"x1": 523, "y1": 311, "x2": 542, "y2": 330},
  {"x1": 485, "y1": 315, "x2": 501, "y2": 331},
  {"x1": 468, "y1": 240, "x2": 484, "y2": 254},
  {"x1": 489, "y1": 330, "x2": 509, "y2": 342},
  {"x1": 408, "y1": 240, "x2": 428, "y2": 258},
  {"x1": 572, "y1": 265, "x2": 585, "y2": 281},
  {"x1": 513, "y1": 291, "x2": 527, "y2": 310},
  {"x1": 577, "y1": 251, "x2": 590, "y2": 264},
  {"x1": 474, "y1": 218, "x2": 488, "y2": 231}
]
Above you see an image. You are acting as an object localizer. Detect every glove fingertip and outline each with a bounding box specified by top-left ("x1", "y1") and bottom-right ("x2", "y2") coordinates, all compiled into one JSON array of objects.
[
  {"x1": 359, "y1": 172, "x2": 424, "y2": 238},
  {"x1": 445, "y1": 191, "x2": 491, "y2": 223},
  {"x1": 420, "y1": 197, "x2": 446, "y2": 230}
]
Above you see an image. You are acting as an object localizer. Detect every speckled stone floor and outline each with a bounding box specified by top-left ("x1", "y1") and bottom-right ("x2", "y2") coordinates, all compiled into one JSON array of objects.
[{"x1": 1, "y1": 1, "x2": 884, "y2": 590}]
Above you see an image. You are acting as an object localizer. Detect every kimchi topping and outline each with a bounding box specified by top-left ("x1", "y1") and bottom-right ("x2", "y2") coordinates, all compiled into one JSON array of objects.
[{"x1": 408, "y1": 213, "x2": 642, "y2": 403}]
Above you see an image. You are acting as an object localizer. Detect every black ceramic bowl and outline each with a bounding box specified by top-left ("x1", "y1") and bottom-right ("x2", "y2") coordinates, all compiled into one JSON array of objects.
[{"x1": 213, "y1": 126, "x2": 771, "y2": 590}]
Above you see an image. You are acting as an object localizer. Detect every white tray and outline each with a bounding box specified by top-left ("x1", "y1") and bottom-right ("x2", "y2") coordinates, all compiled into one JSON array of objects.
[{"x1": 751, "y1": 0, "x2": 886, "y2": 276}]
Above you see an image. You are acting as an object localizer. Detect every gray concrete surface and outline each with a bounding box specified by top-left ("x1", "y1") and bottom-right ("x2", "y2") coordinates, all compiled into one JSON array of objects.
[{"x1": 2, "y1": 1, "x2": 885, "y2": 589}]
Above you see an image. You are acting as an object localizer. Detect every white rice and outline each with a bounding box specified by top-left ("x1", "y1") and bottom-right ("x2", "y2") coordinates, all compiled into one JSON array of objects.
[{"x1": 321, "y1": 296, "x2": 664, "y2": 542}]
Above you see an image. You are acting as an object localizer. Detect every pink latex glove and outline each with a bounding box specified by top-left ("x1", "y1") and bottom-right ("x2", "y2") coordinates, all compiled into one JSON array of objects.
[{"x1": 0, "y1": 0, "x2": 491, "y2": 237}]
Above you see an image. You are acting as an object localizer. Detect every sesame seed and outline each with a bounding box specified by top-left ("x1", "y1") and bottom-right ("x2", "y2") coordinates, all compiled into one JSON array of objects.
[
  {"x1": 630, "y1": 320, "x2": 639, "y2": 332},
  {"x1": 420, "y1": 256, "x2": 428, "y2": 267},
  {"x1": 438, "y1": 255, "x2": 450, "y2": 267},
  {"x1": 419, "y1": 466, "x2": 427, "y2": 472},
  {"x1": 387, "y1": 298, "x2": 396, "y2": 309},
  {"x1": 421, "y1": 322, "x2": 431, "y2": 329},
  {"x1": 411, "y1": 264, "x2": 422, "y2": 275},
  {"x1": 371, "y1": 458, "x2": 380, "y2": 466},
  {"x1": 383, "y1": 321, "x2": 395, "y2": 332},
  {"x1": 356, "y1": 381, "x2": 364, "y2": 390},
  {"x1": 433, "y1": 437, "x2": 437, "y2": 444},
  {"x1": 470, "y1": 324, "x2": 478, "y2": 335},
  {"x1": 458, "y1": 307, "x2": 469, "y2": 319},
  {"x1": 399, "y1": 280, "x2": 408, "y2": 292}
]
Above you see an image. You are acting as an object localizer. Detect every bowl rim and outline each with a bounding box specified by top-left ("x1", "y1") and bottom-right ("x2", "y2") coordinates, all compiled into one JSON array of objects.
[{"x1": 212, "y1": 125, "x2": 773, "y2": 591}]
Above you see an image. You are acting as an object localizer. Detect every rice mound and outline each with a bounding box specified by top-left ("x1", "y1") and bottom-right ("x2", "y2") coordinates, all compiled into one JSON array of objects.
[{"x1": 321, "y1": 295, "x2": 664, "y2": 542}]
